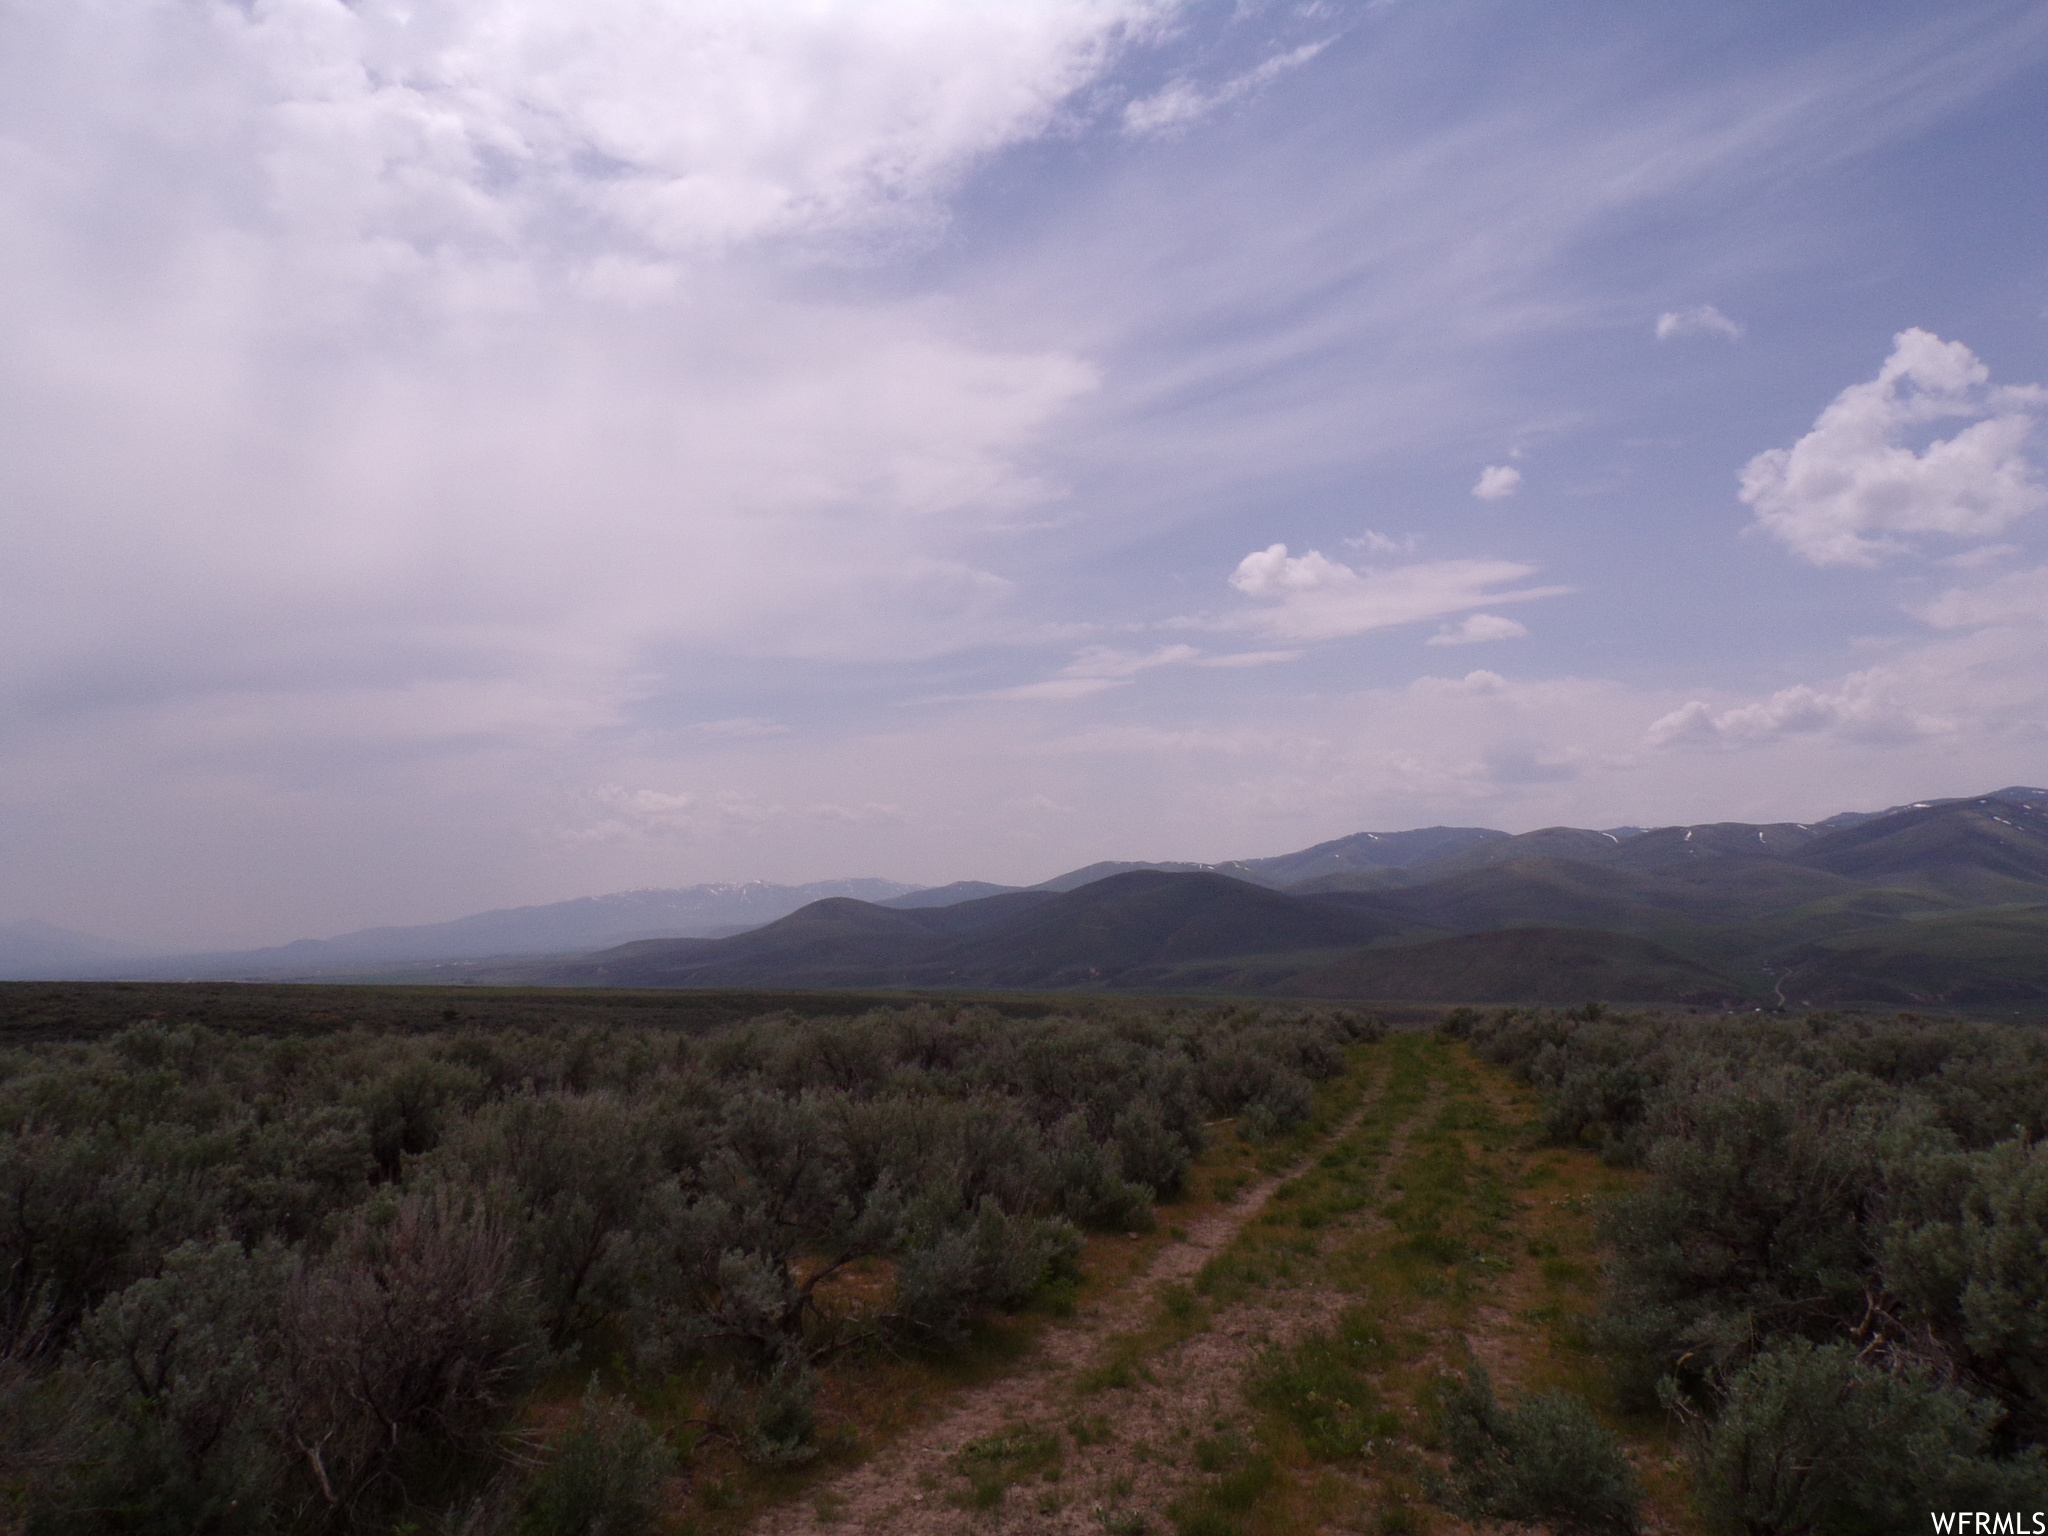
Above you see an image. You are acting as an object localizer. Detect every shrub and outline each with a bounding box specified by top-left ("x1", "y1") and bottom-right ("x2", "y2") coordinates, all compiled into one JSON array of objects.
[
  {"x1": 1197, "y1": 1045, "x2": 1315, "y2": 1132},
  {"x1": 1697, "y1": 1339, "x2": 2048, "y2": 1533},
  {"x1": 1432, "y1": 1366, "x2": 1641, "y2": 1535},
  {"x1": 704, "y1": 1355, "x2": 819, "y2": 1466},
  {"x1": 1881, "y1": 1136, "x2": 2048, "y2": 1438},
  {"x1": 519, "y1": 1382, "x2": 675, "y2": 1536},
  {"x1": 44, "y1": 1238, "x2": 290, "y2": 1535},
  {"x1": 1112, "y1": 1101, "x2": 1192, "y2": 1198},
  {"x1": 282, "y1": 1183, "x2": 545, "y2": 1512},
  {"x1": 895, "y1": 1200, "x2": 1080, "y2": 1344},
  {"x1": 1597, "y1": 1083, "x2": 1880, "y2": 1396},
  {"x1": 431, "y1": 1092, "x2": 658, "y2": 1350},
  {"x1": 1049, "y1": 1114, "x2": 1155, "y2": 1232}
]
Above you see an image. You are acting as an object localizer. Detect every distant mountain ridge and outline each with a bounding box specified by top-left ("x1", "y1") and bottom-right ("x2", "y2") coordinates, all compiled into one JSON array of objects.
[
  {"x1": 77, "y1": 880, "x2": 921, "y2": 982},
  {"x1": 0, "y1": 920, "x2": 163, "y2": 981},
  {"x1": 20, "y1": 786, "x2": 2045, "y2": 999},
  {"x1": 529, "y1": 787, "x2": 2048, "y2": 1008},
  {"x1": 543, "y1": 872, "x2": 1401, "y2": 992}
]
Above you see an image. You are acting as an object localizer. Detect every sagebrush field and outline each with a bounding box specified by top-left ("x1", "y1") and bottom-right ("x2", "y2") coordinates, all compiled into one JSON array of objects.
[{"x1": 2, "y1": 986, "x2": 2044, "y2": 1533}]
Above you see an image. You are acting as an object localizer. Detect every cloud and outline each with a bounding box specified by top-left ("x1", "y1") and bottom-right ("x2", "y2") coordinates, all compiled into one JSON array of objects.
[
  {"x1": 580, "y1": 783, "x2": 902, "y2": 841},
  {"x1": 1196, "y1": 650, "x2": 1302, "y2": 668},
  {"x1": 928, "y1": 643, "x2": 1202, "y2": 704},
  {"x1": 958, "y1": 678, "x2": 1125, "y2": 703},
  {"x1": 1005, "y1": 793, "x2": 1074, "y2": 814},
  {"x1": 695, "y1": 717, "x2": 790, "y2": 738},
  {"x1": 0, "y1": 4, "x2": 1141, "y2": 730},
  {"x1": 1124, "y1": 39, "x2": 1332, "y2": 137},
  {"x1": 1939, "y1": 543, "x2": 2023, "y2": 570},
  {"x1": 1644, "y1": 551, "x2": 2048, "y2": 762},
  {"x1": 1472, "y1": 465, "x2": 1523, "y2": 500},
  {"x1": 1061, "y1": 644, "x2": 1202, "y2": 679},
  {"x1": 1655, "y1": 305, "x2": 1744, "y2": 340},
  {"x1": 1740, "y1": 328, "x2": 2048, "y2": 566},
  {"x1": 1226, "y1": 544, "x2": 1566, "y2": 641},
  {"x1": 1409, "y1": 669, "x2": 1510, "y2": 696},
  {"x1": 1427, "y1": 613, "x2": 1528, "y2": 646},
  {"x1": 236, "y1": 2, "x2": 1170, "y2": 261},
  {"x1": 1345, "y1": 530, "x2": 1420, "y2": 554},
  {"x1": 1916, "y1": 563, "x2": 2048, "y2": 630},
  {"x1": 1645, "y1": 674, "x2": 1951, "y2": 749}
]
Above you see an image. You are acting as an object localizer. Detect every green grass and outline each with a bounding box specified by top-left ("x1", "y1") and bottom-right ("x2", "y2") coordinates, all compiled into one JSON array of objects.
[
  {"x1": 1250, "y1": 1310, "x2": 1401, "y2": 1460},
  {"x1": 948, "y1": 1422, "x2": 1065, "y2": 1509},
  {"x1": 1289, "y1": 926, "x2": 1752, "y2": 1006}
]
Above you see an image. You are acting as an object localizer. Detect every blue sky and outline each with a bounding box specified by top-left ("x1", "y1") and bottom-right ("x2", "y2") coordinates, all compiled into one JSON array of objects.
[{"x1": 4, "y1": 0, "x2": 2047, "y2": 947}]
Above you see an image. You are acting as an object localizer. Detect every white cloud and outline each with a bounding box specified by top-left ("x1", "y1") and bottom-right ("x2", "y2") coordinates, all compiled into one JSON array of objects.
[
  {"x1": 1061, "y1": 644, "x2": 1202, "y2": 679},
  {"x1": 959, "y1": 678, "x2": 1127, "y2": 703},
  {"x1": 1916, "y1": 563, "x2": 2048, "y2": 630},
  {"x1": 1196, "y1": 650, "x2": 1302, "y2": 668},
  {"x1": 696, "y1": 717, "x2": 790, "y2": 738},
  {"x1": 1409, "y1": 669, "x2": 1510, "y2": 696},
  {"x1": 1655, "y1": 305, "x2": 1744, "y2": 340},
  {"x1": 1345, "y1": 530, "x2": 1420, "y2": 554},
  {"x1": 1427, "y1": 613, "x2": 1528, "y2": 646},
  {"x1": 580, "y1": 783, "x2": 902, "y2": 841},
  {"x1": 1226, "y1": 544, "x2": 1566, "y2": 641},
  {"x1": 1124, "y1": 39, "x2": 1331, "y2": 137},
  {"x1": 1228, "y1": 545, "x2": 1354, "y2": 598},
  {"x1": 237, "y1": 1, "x2": 1172, "y2": 261},
  {"x1": 1646, "y1": 672, "x2": 1952, "y2": 748},
  {"x1": 926, "y1": 643, "x2": 1202, "y2": 704},
  {"x1": 1939, "y1": 543, "x2": 2023, "y2": 569},
  {"x1": 1645, "y1": 548, "x2": 2048, "y2": 763},
  {"x1": 1472, "y1": 465, "x2": 1523, "y2": 500},
  {"x1": 0, "y1": 5, "x2": 1142, "y2": 735},
  {"x1": 1740, "y1": 328, "x2": 2048, "y2": 566}
]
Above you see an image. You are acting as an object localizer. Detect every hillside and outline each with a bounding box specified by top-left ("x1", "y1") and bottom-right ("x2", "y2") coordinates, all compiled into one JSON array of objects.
[
  {"x1": 1769, "y1": 903, "x2": 2048, "y2": 1006},
  {"x1": 1229, "y1": 825, "x2": 1509, "y2": 883},
  {"x1": 543, "y1": 871, "x2": 1397, "y2": 991},
  {"x1": 544, "y1": 870, "x2": 1764, "y2": 1003},
  {"x1": 1790, "y1": 794, "x2": 2048, "y2": 901},
  {"x1": 1306, "y1": 855, "x2": 1855, "y2": 938},
  {"x1": 1282, "y1": 926, "x2": 1748, "y2": 1005}
]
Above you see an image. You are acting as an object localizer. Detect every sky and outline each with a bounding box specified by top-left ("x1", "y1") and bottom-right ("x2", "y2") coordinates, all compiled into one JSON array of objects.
[{"x1": 5, "y1": 0, "x2": 2048, "y2": 949}]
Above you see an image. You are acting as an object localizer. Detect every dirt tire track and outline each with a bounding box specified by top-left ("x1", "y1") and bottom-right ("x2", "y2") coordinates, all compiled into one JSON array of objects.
[{"x1": 750, "y1": 1065, "x2": 1411, "y2": 1535}]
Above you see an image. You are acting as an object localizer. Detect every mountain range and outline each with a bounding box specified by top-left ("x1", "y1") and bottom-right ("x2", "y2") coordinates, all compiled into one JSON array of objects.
[
  {"x1": 19, "y1": 787, "x2": 2047, "y2": 1008},
  {"x1": 3, "y1": 881, "x2": 919, "y2": 982}
]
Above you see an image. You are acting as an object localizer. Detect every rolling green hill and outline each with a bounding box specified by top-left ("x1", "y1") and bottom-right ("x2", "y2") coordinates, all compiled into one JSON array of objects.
[
  {"x1": 1603, "y1": 820, "x2": 1824, "y2": 869},
  {"x1": 1308, "y1": 855, "x2": 1855, "y2": 938},
  {"x1": 541, "y1": 871, "x2": 1400, "y2": 991},
  {"x1": 1768, "y1": 903, "x2": 2048, "y2": 1006},
  {"x1": 1790, "y1": 795, "x2": 2048, "y2": 902},
  {"x1": 1282, "y1": 927, "x2": 1750, "y2": 1005}
]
